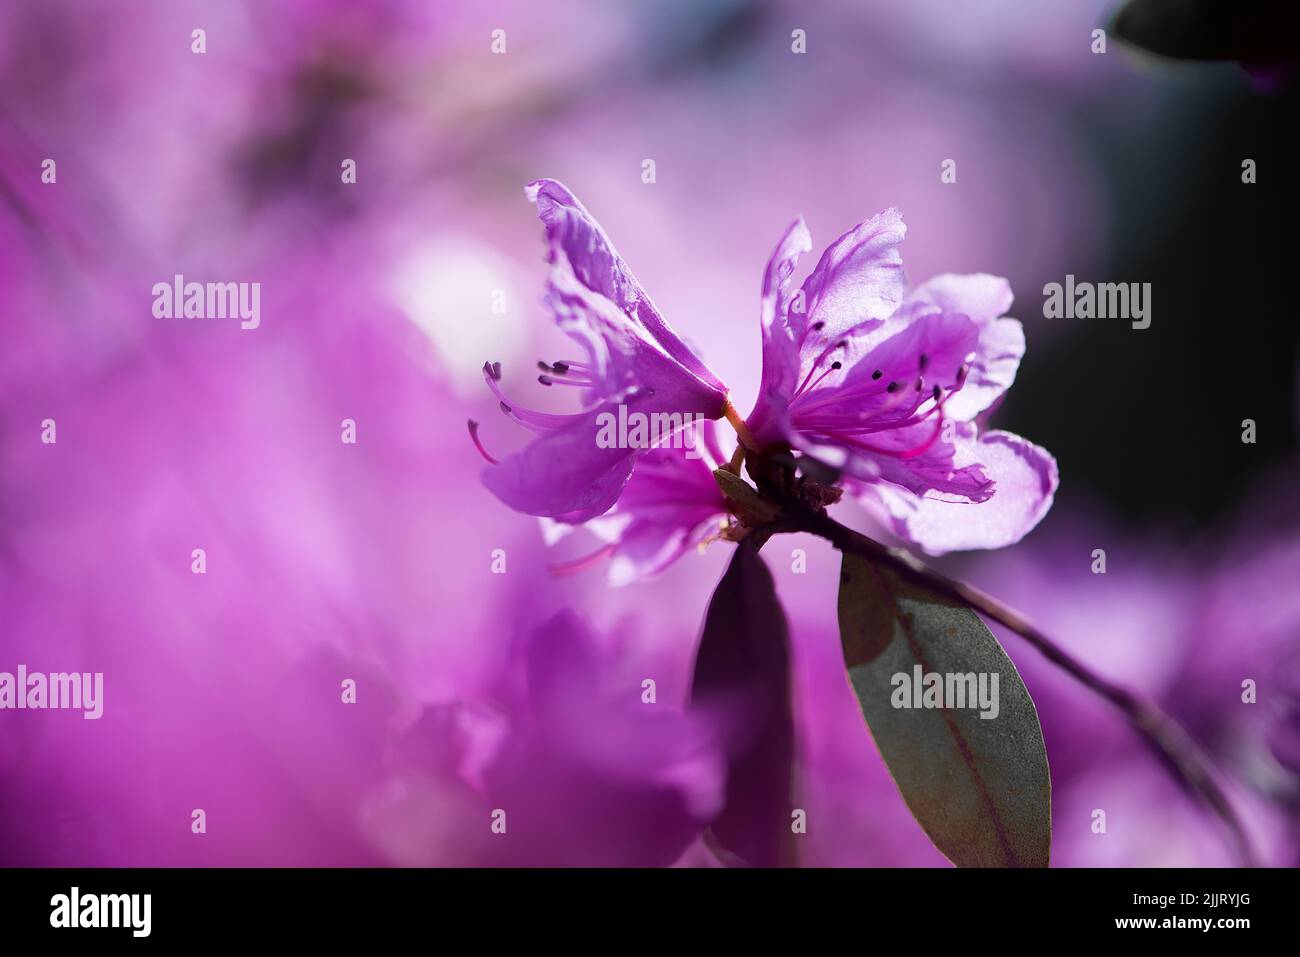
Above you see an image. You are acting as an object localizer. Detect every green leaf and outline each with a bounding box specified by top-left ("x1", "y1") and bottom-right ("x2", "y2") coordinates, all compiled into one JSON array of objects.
[
  {"x1": 837, "y1": 552, "x2": 1051, "y2": 867},
  {"x1": 691, "y1": 541, "x2": 795, "y2": 867},
  {"x1": 1111, "y1": 0, "x2": 1275, "y2": 61}
]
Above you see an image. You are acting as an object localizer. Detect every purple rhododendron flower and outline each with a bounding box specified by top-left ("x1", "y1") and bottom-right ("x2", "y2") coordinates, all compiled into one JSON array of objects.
[
  {"x1": 543, "y1": 420, "x2": 729, "y2": 586},
  {"x1": 747, "y1": 212, "x2": 1057, "y2": 554},
  {"x1": 478, "y1": 183, "x2": 1056, "y2": 571},
  {"x1": 474, "y1": 180, "x2": 730, "y2": 522}
]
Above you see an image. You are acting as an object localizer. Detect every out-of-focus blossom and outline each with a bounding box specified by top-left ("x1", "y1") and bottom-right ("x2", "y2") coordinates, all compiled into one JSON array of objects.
[
  {"x1": 746, "y1": 212, "x2": 1057, "y2": 554},
  {"x1": 477, "y1": 180, "x2": 729, "y2": 522},
  {"x1": 1053, "y1": 755, "x2": 1272, "y2": 867},
  {"x1": 1178, "y1": 522, "x2": 1300, "y2": 859},
  {"x1": 0, "y1": 249, "x2": 550, "y2": 862},
  {"x1": 368, "y1": 611, "x2": 725, "y2": 866}
]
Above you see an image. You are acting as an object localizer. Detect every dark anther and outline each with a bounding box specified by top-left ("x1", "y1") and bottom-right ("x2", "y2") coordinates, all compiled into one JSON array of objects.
[
  {"x1": 918, "y1": 353, "x2": 929, "y2": 371},
  {"x1": 499, "y1": 401, "x2": 512, "y2": 414},
  {"x1": 537, "y1": 361, "x2": 552, "y2": 372},
  {"x1": 872, "y1": 369, "x2": 883, "y2": 380},
  {"x1": 831, "y1": 361, "x2": 842, "y2": 370},
  {"x1": 886, "y1": 381, "x2": 898, "y2": 393},
  {"x1": 915, "y1": 377, "x2": 924, "y2": 392},
  {"x1": 552, "y1": 361, "x2": 569, "y2": 374},
  {"x1": 812, "y1": 321, "x2": 825, "y2": 331},
  {"x1": 538, "y1": 375, "x2": 553, "y2": 386},
  {"x1": 932, "y1": 384, "x2": 942, "y2": 400}
]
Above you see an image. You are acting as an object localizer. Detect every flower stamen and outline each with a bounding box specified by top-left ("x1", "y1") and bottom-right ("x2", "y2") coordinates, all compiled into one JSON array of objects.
[{"x1": 466, "y1": 419, "x2": 499, "y2": 465}]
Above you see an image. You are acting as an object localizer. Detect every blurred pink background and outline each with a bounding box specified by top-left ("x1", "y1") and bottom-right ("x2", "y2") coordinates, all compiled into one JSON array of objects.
[{"x1": 2, "y1": 0, "x2": 1297, "y2": 866}]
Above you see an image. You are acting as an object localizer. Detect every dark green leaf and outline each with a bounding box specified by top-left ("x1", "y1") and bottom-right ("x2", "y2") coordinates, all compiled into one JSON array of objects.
[
  {"x1": 691, "y1": 541, "x2": 794, "y2": 867},
  {"x1": 1111, "y1": 0, "x2": 1297, "y2": 61},
  {"x1": 837, "y1": 552, "x2": 1051, "y2": 867}
]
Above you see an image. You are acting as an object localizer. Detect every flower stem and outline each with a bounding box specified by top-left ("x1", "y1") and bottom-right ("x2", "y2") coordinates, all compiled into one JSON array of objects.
[
  {"x1": 725, "y1": 445, "x2": 746, "y2": 474},
  {"x1": 791, "y1": 508, "x2": 1259, "y2": 867}
]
